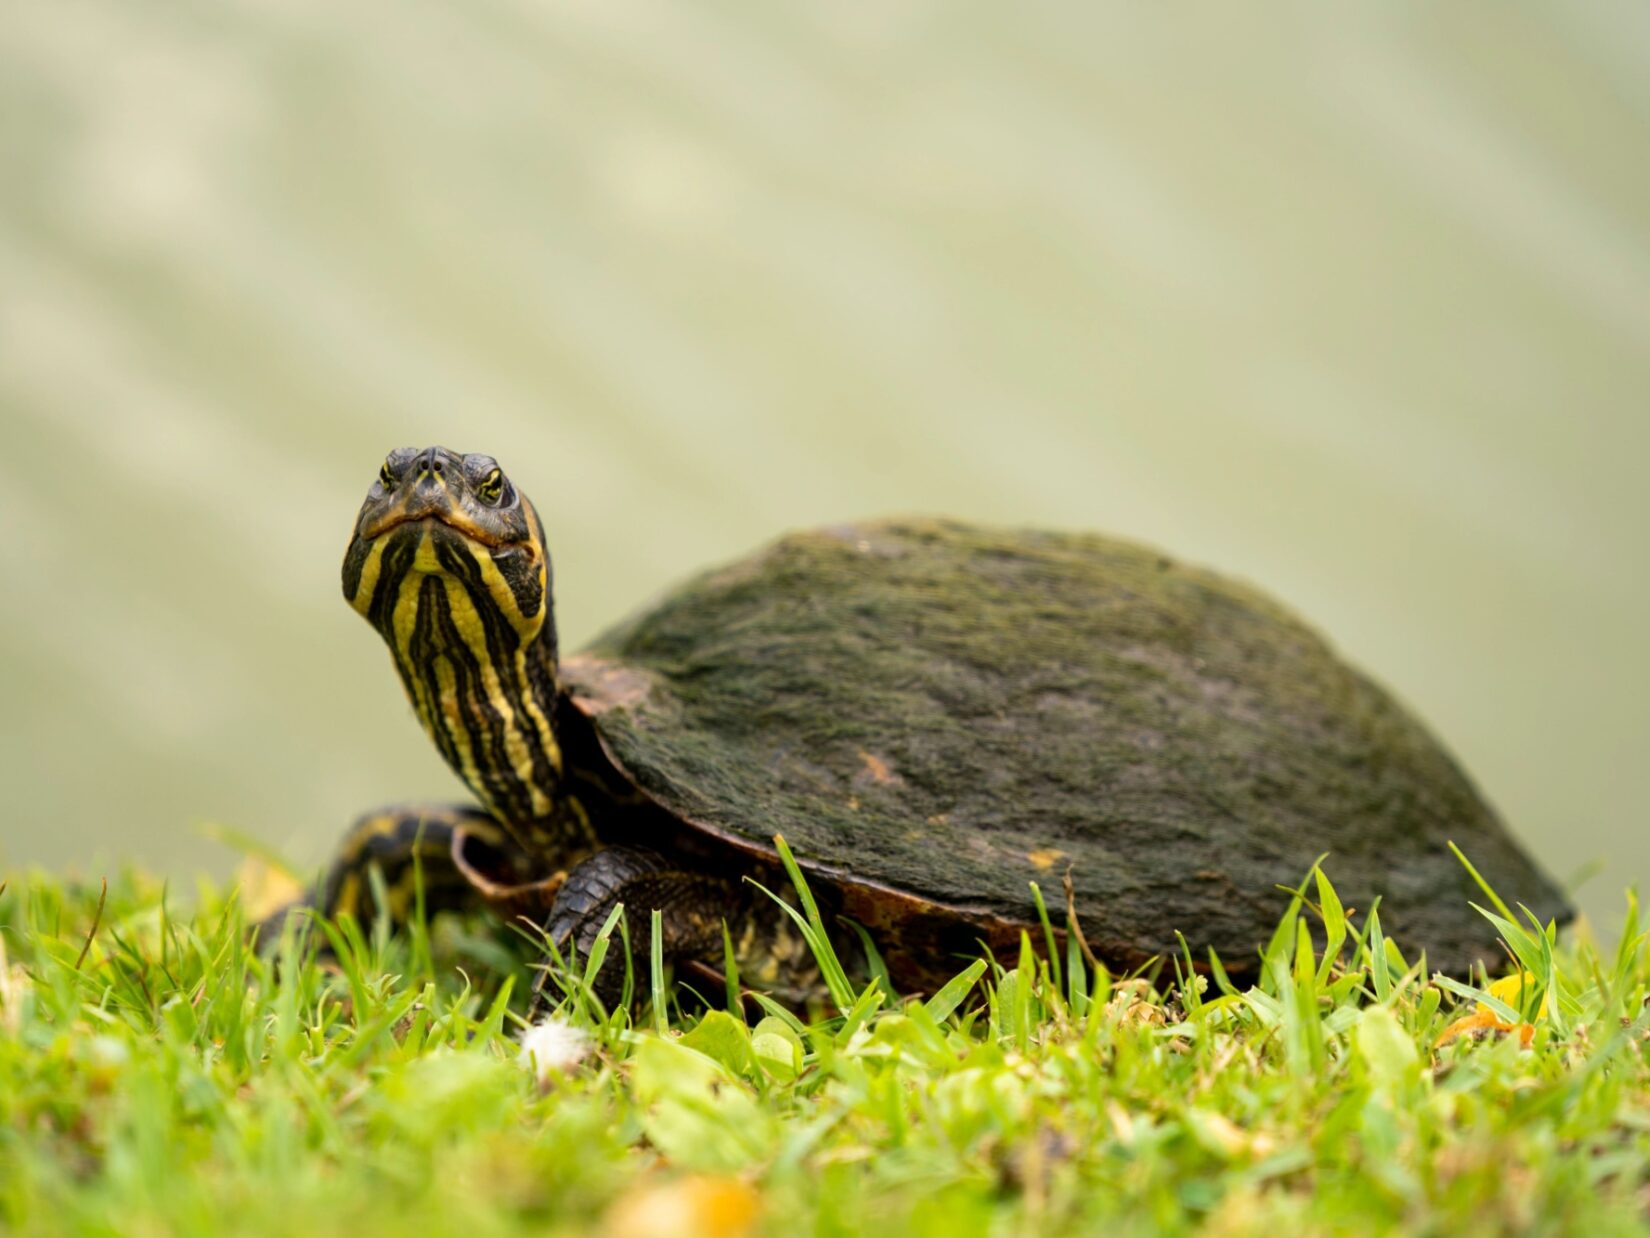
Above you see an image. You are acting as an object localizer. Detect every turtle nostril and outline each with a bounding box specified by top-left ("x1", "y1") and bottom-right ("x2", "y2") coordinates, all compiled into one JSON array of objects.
[{"x1": 418, "y1": 448, "x2": 446, "y2": 481}]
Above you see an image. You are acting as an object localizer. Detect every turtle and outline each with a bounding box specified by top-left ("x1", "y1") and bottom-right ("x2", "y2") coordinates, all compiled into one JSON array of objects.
[{"x1": 269, "y1": 445, "x2": 1569, "y2": 1000}]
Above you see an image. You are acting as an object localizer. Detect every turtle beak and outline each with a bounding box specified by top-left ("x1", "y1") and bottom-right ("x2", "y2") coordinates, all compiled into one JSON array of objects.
[{"x1": 362, "y1": 482, "x2": 454, "y2": 542}]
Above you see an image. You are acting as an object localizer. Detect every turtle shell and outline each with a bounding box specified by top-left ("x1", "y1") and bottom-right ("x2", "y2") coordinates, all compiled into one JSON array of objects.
[{"x1": 560, "y1": 518, "x2": 1567, "y2": 980}]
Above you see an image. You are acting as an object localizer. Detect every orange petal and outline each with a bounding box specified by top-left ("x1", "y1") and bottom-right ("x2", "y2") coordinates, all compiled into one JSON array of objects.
[{"x1": 1434, "y1": 1009, "x2": 1510, "y2": 1048}]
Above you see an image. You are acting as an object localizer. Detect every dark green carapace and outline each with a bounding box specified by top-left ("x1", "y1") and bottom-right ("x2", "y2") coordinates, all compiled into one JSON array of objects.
[{"x1": 568, "y1": 518, "x2": 1567, "y2": 981}]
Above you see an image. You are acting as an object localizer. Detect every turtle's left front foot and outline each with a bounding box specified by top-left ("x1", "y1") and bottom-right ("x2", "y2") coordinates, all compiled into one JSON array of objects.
[
  {"x1": 537, "y1": 846, "x2": 741, "y2": 1002},
  {"x1": 253, "y1": 804, "x2": 530, "y2": 947}
]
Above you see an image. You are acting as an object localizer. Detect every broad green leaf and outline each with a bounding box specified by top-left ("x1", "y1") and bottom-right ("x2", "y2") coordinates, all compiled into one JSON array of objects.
[
  {"x1": 1357, "y1": 1006, "x2": 1418, "y2": 1085},
  {"x1": 680, "y1": 1009, "x2": 755, "y2": 1076},
  {"x1": 628, "y1": 1036, "x2": 775, "y2": 1173},
  {"x1": 752, "y1": 1032, "x2": 800, "y2": 1081}
]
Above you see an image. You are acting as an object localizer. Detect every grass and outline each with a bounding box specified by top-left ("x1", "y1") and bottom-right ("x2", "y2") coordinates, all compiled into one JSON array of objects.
[{"x1": 2, "y1": 856, "x2": 1649, "y2": 1237}]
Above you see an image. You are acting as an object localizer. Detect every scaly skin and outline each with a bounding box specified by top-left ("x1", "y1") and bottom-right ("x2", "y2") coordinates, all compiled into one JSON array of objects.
[{"x1": 275, "y1": 446, "x2": 819, "y2": 1004}]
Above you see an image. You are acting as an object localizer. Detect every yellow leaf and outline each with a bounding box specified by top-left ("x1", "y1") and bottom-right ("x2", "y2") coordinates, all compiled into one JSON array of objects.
[{"x1": 1481, "y1": 972, "x2": 1548, "y2": 1020}]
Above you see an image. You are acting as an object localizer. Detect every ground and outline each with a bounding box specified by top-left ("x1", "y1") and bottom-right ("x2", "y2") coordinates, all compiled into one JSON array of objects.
[{"x1": 1, "y1": 849, "x2": 1647, "y2": 1236}]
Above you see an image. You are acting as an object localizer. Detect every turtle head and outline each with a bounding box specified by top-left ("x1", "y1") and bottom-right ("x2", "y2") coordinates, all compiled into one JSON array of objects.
[
  {"x1": 342, "y1": 447, "x2": 565, "y2": 826},
  {"x1": 342, "y1": 446, "x2": 551, "y2": 647}
]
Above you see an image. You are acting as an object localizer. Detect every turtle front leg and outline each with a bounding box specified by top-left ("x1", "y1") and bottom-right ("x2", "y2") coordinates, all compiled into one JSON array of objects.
[
  {"x1": 540, "y1": 847, "x2": 743, "y2": 999},
  {"x1": 256, "y1": 804, "x2": 538, "y2": 943}
]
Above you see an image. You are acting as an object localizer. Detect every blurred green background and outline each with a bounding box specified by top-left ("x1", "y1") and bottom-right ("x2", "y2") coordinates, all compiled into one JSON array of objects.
[{"x1": 2, "y1": 1, "x2": 1646, "y2": 931}]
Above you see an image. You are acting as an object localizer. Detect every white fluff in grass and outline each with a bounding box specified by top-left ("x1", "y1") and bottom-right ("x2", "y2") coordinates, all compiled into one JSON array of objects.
[{"x1": 518, "y1": 1016, "x2": 594, "y2": 1082}]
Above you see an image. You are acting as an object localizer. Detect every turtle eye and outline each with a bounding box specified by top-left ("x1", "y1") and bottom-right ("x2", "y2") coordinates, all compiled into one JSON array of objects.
[
  {"x1": 477, "y1": 468, "x2": 505, "y2": 505},
  {"x1": 378, "y1": 460, "x2": 396, "y2": 490}
]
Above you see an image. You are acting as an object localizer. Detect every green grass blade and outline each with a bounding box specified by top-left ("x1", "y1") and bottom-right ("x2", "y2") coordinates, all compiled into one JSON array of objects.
[
  {"x1": 1065, "y1": 933, "x2": 1089, "y2": 1018},
  {"x1": 1365, "y1": 902, "x2": 1391, "y2": 1003},
  {"x1": 834, "y1": 980, "x2": 884, "y2": 1046},
  {"x1": 923, "y1": 959, "x2": 988, "y2": 1025},
  {"x1": 770, "y1": 835, "x2": 857, "y2": 1011},
  {"x1": 1028, "y1": 881, "x2": 1062, "y2": 999},
  {"x1": 749, "y1": 873, "x2": 855, "y2": 1014},
  {"x1": 840, "y1": 918, "x2": 892, "y2": 996},
  {"x1": 1431, "y1": 974, "x2": 1520, "y2": 1025},
  {"x1": 581, "y1": 902, "x2": 627, "y2": 994},
  {"x1": 650, "y1": 908, "x2": 668, "y2": 1035},
  {"x1": 1312, "y1": 865, "x2": 1347, "y2": 988},
  {"x1": 1448, "y1": 842, "x2": 1517, "y2": 924},
  {"x1": 721, "y1": 919, "x2": 743, "y2": 1021}
]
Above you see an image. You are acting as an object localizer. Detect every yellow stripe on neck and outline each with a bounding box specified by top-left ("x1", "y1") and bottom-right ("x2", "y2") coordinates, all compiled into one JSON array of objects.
[{"x1": 386, "y1": 530, "x2": 560, "y2": 822}]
